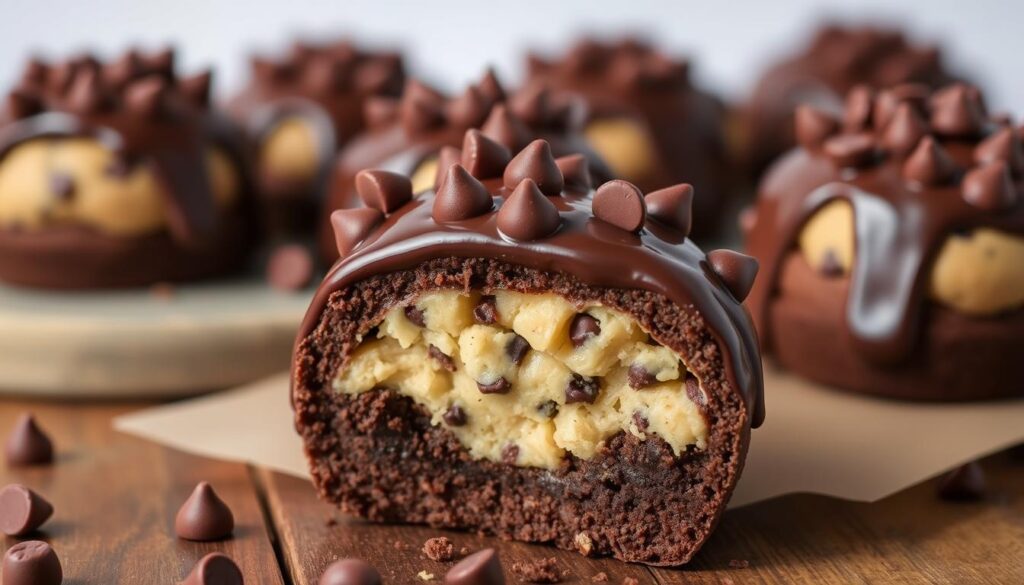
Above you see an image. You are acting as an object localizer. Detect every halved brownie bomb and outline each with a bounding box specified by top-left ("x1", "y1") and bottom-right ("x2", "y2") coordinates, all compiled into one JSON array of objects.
[
  {"x1": 745, "y1": 82, "x2": 1024, "y2": 400},
  {"x1": 292, "y1": 131, "x2": 763, "y2": 565}
]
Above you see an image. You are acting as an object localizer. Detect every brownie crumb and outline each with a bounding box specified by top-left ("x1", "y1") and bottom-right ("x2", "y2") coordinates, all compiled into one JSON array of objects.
[
  {"x1": 574, "y1": 532, "x2": 593, "y2": 556},
  {"x1": 591, "y1": 572, "x2": 608, "y2": 582},
  {"x1": 728, "y1": 559, "x2": 750, "y2": 569},
  {"x1": 393, "y1": 540, "x2": 407, "y2": 550},
  {"x1": 325, "y1": 516, "x2": 338, "y2": 527},
  {"x1": 459, "y1": 546, "x2": 471, "y2": 557},
  {"x1": 417, "y1": 569, "x2": 435, "y2": 581},
  {"x1": 423, "y1": 536, "x2": 456, "y2": 562},
  {"x1": 511, "y1": 557, "x2": 561, "y2": 583},
  {"x1": 622, "y1": 578, "x2": 639, "y2": 585}
]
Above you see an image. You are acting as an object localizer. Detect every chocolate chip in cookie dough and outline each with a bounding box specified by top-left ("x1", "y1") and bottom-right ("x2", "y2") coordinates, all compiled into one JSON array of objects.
[
  {"x1": 477, "y1": 377, "x2": 512, "y2": 395},
  {"x1": 565, "y1": 374, "x2": 600, "y2": 404},
  {"x1": 405, "y1": 305, "x2": 426, "y2": 327},
  {"x1": 473, "y1": 295, "x2": 499, "y2": 324},
  {"x1": 685, "y1": 376, "x2": 706, "y2": 406},
  {"x1": 627, "y1": 364, "x2": 657, "y2": 389},
  {"x1": 569, "y1": 314, "x2": 600, "y2": 348},
  {"x1": 505, "y1": 334, "x2": 530, "y2": 365},
  {"x1": 537, "y1": 400, "x2": 559, "y2": 418},
  {"x1": 442, "y1": 405, "x2": 467, "y2": 427},
  {"x1": 428, "y1": 345, "x2": 457, "y2": 372}
]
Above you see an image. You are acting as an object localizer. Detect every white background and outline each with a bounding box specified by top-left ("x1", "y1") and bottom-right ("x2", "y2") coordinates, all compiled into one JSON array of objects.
[{"x1": 2, "y1": 0, "x2": 1018, "y2": 110}]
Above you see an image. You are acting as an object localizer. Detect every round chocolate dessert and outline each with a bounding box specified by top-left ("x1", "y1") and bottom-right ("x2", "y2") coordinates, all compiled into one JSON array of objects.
[
  {"x1": 230, "y1": 40, "x2": 405, "y2": 239},
  {"x1": 293, "y1": 130, "x2": 764, "y2": 565},
  {"x1": 317, "y1": 70, "x2": 610, "y2": 263},
  {"x1": 741, "y1": 24, "x2": 960, "y2": 177},
  {"x1": 524, "y1": 38, "x2": 729, "y2": 239},
  {"x1": 745, "y1": 82, "x2": 1024, "y2": 400},
  {"x1": 0, "y1": 49, "x2": 253, "y2": 289}
]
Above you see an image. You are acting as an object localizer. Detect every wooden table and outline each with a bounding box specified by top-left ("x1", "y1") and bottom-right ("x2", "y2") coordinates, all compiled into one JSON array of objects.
[{"x1": 0, "y1": 399, "x2": 1021, "y2": 584}]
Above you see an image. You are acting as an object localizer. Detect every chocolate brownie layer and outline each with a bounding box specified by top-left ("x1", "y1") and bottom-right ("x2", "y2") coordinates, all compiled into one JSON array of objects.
[{"x1": 293, "y1": 257, "x2": 749, "y2": 565}]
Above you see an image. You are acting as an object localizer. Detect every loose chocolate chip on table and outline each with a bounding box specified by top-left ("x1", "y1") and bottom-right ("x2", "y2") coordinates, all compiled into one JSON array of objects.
[
  {"x1": 569, "y1": 314, "x2": 601, "y2": 348},
  {"x1": 445, "y1": 548, "x2": 505, "y2": 585},
  {"x1": 404, "y1": 305, "x2": 426, "y2": 327},
  {"x1": 423, "y1": 536, "x2": 456, "y2": 562},
  {"x1": 442, "y1": 405, "x2": 468, "y2": 427},
  {"x1": 0, "y1": 484, "x2": 53, "y2": 536},
  {"x1": 428, "y1": 345, "x2": 457, "y2": 372},
  {"x1": 266, "y1": 244, "x2": 315, "y2": 292},
  {"x1": 627, "y1": 364, "x2": 657, "y2": 390},
  {"x1": 537, "y1": 400, "x2": 559, "y2": 418},
  {"x1": 2, "y1": 541, "x2": 62, "y2": 585},
  {"x1": 5, "y1": 413, "x2": 53, "y2": 467},
  {"x1": 182, "y1": 552, "x2": 243, "y2": 585},
  {"x1": 319, "y1": 558, "x2": 382, "y2": 585},
  {"x1": 505, "y1": 335, "x2": 530, "y2": 365},
  {"x1": 937, "y1": 462, "x2": 986, "y2": 501},
  {"x1": 175, "y1": 481, "x2": 235, "y2": 541},
  {"x1": 477, "y1": 377, "x2": 512, "y2": 395},
  {"x1": 473, "y1": 296, "x2": 499, "y2": 324},
  {"x1": 565, "y1": 374, "x2": 600, "y2": 404}
]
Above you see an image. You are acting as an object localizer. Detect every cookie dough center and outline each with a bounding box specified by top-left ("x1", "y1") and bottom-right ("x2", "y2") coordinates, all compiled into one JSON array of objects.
[
  {"x1": 584, "y1": 117, "x2": 657, "y2": 182},
  {"x1": 334, "y1": 290, "x2": 708, "y2": 469},
  {"x1": 259, "y1": 117, "x2": 321, "y2": 188}
]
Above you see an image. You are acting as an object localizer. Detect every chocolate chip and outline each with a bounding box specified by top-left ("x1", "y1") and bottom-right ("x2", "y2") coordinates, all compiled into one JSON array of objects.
[
  {"x1": 644, "y1": 184, "x2": 694, "y2": 236},
  {"x1": 181, "y1": 552, "x2": 243, "y2": 585},
  {"x1": 930, "y1": 84, "x2": 985, "y2": 137},
  {"x1": 404, "y1": 305, "x2": 426, "y2": 327},
  {"x1": 446, "y1": 86, "x2": 489, "y2": 129},
  {"x1": 822, "y1": 133, "x2": 877, "y2": 168},
  {"x1": 537, "y1": 401, "x2": 559, "y2": 418},
  {"x1": 593, "y1": 180, "x2": 646, "y2": 233},
  {"x1": 505, "y1": 334, "x2": 530, "y2": 365},
  {"x1": 503, "y1": 139, "x2": 564, "y2": 196},
  {"x1": 423, "y1": 537, "x2": 456, "y2": 562},
  {"x1": 2, "y1": 541, "x2": 62, "y2": 585},
  {"x1": 461, "y1": 129, "x2": 511, "y2": 180},
  {"x1": 880, "y1": 103, "x2": 928, "y2": 155},
  {"x1": 266, "y1": 244, "x2": 314, "y2": 292},
  {"x1": 355, "y1": 169, "x2": 413, "y2": 213},
  {"x1": 902, "y1": 136, "x2": 957, "y2": 186},
  {"x1": 428, "y1": 345, "x2": 456, "y2": 372},
  {"x1": 5, "y1": 413, "x2": 53, "y2": 467},
  {"x1": 794, "y1": 105, "x2": 838, "y2": 149},
  {"x1": 433, "y1": 164, "x2": 493, "y2": 222},
  {"x1": 962, "y1": 160, "x2": 1017, "y2": 211},
  {"x1": 627, "y1": 365, "x2": 657, "y2": 389},
  {"x1": 0, "y1": 484, "x2": 53, "y2": 536},
  {"x1": 819, "y1": 249, "x2": 845, "y2": 277},
  {"x1": 501, "y1": 444, "x2": 520, "y2": 465},
  {"x1": 481, "y1": 104, "x2": 531, "y2": 152},
  {"x1": 706, "y1": 249, "x2": 759, "y2": 303},
  {"x1": 318, "y1": 558, "x2": 381, "y2": 585},
  {"x1": 975, "y1": 127, "x2": 1024, "y2": 174},
  {"x1": 496, "y1": 178, "x2": 561, "y2": 241},
  {"x1": 330, "y1": 207, "x2": 385, "y2": 257},
  {"x1": 48, "y1": 173, "x2": 75, "y2": 201},
  {"x1": 473, "y1": 296, "x2": 498, "y2": 324},
  {"x1": 565, "y1": 374, "x2": 600, "y2": 404},
  {"x1": 842, "y1": 85, "x2": 874, "y2": 131},
  {"x1": 442, "y1": 405, "x2": 467, "y2": 427},
  {"x1": 433, "y1": 146, "x2": 463, "y2": 189},
  {"x1": 684, "y1": 376, "x2": 705, "y2": 406},
  {"x1": 444, "y1": 548, "x2": 505, "y2": 585},
  {"x1": 554, "y1": 154, "x2": 591, "y2": 192},
  {"x1": 569, "y1": 314, "x2": 600, "y2": 348},
  {"x1": 174, "y1": 481, "x2": 235, "y2": 541},
  {"x1": 477, "y1": 377, "x2": 511, "y2": 395},
  {"x1": 937, "y1": 462, "x2": 986, "y2": 501}
]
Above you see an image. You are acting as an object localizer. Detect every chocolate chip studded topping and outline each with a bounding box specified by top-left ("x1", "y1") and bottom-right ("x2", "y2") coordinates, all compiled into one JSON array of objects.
[
  {"x1": 4, "y1": 413, "x2": 53, "y2": 467},
  {"x1": 442, "y1": 405, "x2": 468, "y2": 427},
  {"x1": 331, "y1": 208, "x2": 385, "y2": 257},
  {"x1": 706, "y1": 249, "x2": 759, "y2": 303},
  {"x1": 462, "y1": 129, "x2": 511, "y2": 180},
  {"x1": 569, "y1": 314, "x2": 601, "y2": 348},
  {"x1": 364, "y1": 96, "x2": 399, "y2": 129},
  {"x1": 974, "y1": 126, "x2": 1024, "y2": 174},
  {"x1": 593, "y1": 180, "x2": 647, "y2": 233},
  {"x1": 446, "y1": 85, "x2": 490, "y2": 129},
  {"x1": 428, "y1": 345, "x2": 457, "y2": 372},
  {"x1": 565, "y1": 374, "x2": 600, "y2": 404},
  {"x1": 962, "y1": 161, "x2": 1017, "y2": 211},
  {"x1": 433, "y1": 164, "x2": 493, "y2": 222},
  {"x1": 355, "y1": 169, "x2": 413, "y2": 214},
  {"x1": 503, "y1": 139, "x2": 564, "y2": 196},
  {"x1": 481, "y1": 103, "x2": 531, "y2": 151},
  {"x1": 477, "y1": 377, "x2": 512, "y2": 395},
  {"x1": 2, "y1": 541, "x2": 62, "y2": 585},
  {"x1": 554, "y1": 154, "x2": 591, "y2": 192},
  {"x1": 182, "y1": 552, "x2": 243, "y2": 585},
  {"x1": 645, "y1": 184, "x2": 694, "y2": 235},
  {"x1": 881, "y1": 103, "x2": 929, "y2": 155},
  {"x1": 496, "y1": 179, "x2": 561, "y2": 241},
  {"x1": 434, "y1": 146, "x2": 463, "y2": 188},
  {"x1": 902, "y1": 136, "x2": 958, "y2": 186},
  {"x1": 0, "y1": 484, "x2": 54, "y2": 536},
  {"x1": 794, "y1": 105, "x2": 839, "y2": 149},
  {"x1": 842, "y1": 85, "x2": 874, "y2": 131},
  {"x1": 930, "y1": 83, "x2": 986, "y2": 137},
  {"x1": 937, "y1": 461, "x2": 986, "y2": 501},
  {"x1": 505, "y1": 334, "x2": 530, "y2": 365},
  {"x1": 473, "y1": 296, "x2": 499, "y2": 324},
  {"x1": 175, "y1": 481, "x2": 235, "y2": 541},
  {"x1": 319, "y1": 559, "x2": 382, "y2": 585},
  {"x1": 627, "y1": 365, "x2": 658, "y2": 389},
  {"x1": 823, "y1": 133, "x2": 877, "y2": 168},
  {"x1": 404, "y1": 305, "x2": 426, "y2": 327}
]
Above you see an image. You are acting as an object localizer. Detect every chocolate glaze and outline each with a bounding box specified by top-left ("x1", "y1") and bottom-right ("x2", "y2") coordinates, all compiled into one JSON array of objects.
[
  {"x1": 746, "y1": 83, "x2": 1024, "y2": 368},
  {"x1": 299, "y1": 158, "x2": 764, "y2": 428}
]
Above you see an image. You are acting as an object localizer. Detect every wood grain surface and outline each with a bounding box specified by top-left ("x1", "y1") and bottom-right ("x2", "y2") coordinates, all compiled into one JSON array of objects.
[{"x1": 1, "y1": 399, "x2": 1021, "y2": 584}]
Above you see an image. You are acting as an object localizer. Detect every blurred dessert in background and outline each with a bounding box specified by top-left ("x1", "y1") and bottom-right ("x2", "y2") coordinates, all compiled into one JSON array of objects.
[
  {"x1": 230, "y1": 39, "x2": 405, "y2": 240},
  {"x1": 318, "y1": 70, "x2": 611, "y2": 263},
  {"x1": 740, "y1": 24, "x2": 961, "y2": 179},
  {"x1": 0, "y1": 48, "x2": 253, "y2": 289},
  {"x1": 524, "y1": 38, "x2": 729, "y2": 240},
  {"x1": 744, "y1": 81, "x2": 1024, "y2": 400}
]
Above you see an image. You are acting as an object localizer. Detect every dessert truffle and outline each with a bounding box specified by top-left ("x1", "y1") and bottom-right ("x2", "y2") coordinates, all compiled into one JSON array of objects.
[
  {"x1": 741, "y1": 24, "x2": 960, "y2": 177},
  {"x1": 317, "y1": 70, "x2": 611, "y2": 262},
  {"x1": 524, "y1": 38, "x2": 729, "y2": 239},
  {"x1": 0, "y1": 49, "x2": 252, "y2": 289},
  {"x1": 745, "y1": 82, "x2": 1024, "y2": 400},
  {"x1": 292, "y1": 132, "x2": 764, "y2": 565},
  {"x1": 230, "y1": 39, "x2": 405, "y2": 238}
]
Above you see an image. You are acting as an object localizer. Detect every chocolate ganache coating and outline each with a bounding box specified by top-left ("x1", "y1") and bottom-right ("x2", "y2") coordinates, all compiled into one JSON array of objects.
[
  {"x1": 0, "y1": 48, "x2": 254, "y2": 289},
  {"x1": 230, "y1": 39, "x2": 405, "y2": 238},
  {"x1": 524, "y1": 38, "x2": 729, "y2": 240},
  {"x1": 745, "y1": 82, "x2": 1024, "y2": 400},
  {"x1": 317, "y1": 70, "x2": 613, "y2": 263}
]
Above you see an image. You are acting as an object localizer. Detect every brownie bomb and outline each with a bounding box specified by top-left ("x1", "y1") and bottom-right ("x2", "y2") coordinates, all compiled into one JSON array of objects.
[
  {"x1": 318, "y1": 70, "x2": 609, "y2": 262},
  {"x1": 525, "y1": 38, "x2": 729, "y2": 239},
  {"x1": 230, "y1": 40, "x2": 405, "y2": 238},
  {"x1": 745, "y1": 82, "x2": 1024, "y2": 400},
  {"x1": 292, "y1": 131, "x2": 764, "y2": 565},
  {"x1": 741, "y1": 24, "x2": 960, "y2": 177},
  {"x1": 0, "y1": 49, "x2": 252, "y2": 288}
]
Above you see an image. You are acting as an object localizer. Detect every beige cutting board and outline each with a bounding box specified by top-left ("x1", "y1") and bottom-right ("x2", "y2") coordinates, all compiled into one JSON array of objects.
[{"x1": 0, "y1": 279, "x2": 311, "y2": 398}]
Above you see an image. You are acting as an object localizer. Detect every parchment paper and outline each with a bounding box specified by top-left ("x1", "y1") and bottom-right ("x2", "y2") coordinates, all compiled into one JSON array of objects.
[{"x1": 114, "y1": 364, "x2": 1024, "y2": 507}]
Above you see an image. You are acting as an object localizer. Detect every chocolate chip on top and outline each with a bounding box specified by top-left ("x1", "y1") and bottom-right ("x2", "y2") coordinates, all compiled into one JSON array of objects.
[
  {"x1": 503, "y1": 139, "x2": 564, "y2": 195},
  {"x1": 593, "y1": 180, "x2": 647, "y2": 233},
  {"x1": 496, "y1": 178, "x2": 561, "y2": 241},
  {"x1": 355, "y1": 170, "x2": 413, "y2": 213},
  {"x1": 433, "y1": 164, "x2": 493, "y2": 222}
]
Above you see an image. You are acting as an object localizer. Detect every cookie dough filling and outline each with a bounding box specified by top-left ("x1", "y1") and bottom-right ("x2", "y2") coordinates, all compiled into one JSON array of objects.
[
  {"x1": 334, "y1": 289, "x2": 708, "y2": 469},
  {"x1": 258, "y1": 117, "x2": 322, "y2": 187},
  {"x1": 583, "y1": 118, "x2": 657, "y2": 182}
]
